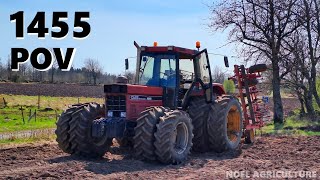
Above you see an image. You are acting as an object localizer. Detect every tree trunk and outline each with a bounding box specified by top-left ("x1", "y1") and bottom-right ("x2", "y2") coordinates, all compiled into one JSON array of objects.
[
  {"x1": 310, "y1": 63, "x2": 320, "y2": 108},
  {"x1": 313, "y1": 90, "x2": 320, "y2": 108},
  {"x1": 297, "y1": 89, "x2": 305, "y2": 115},
  {"x1": 303, "y1": 86, "x2": 315, "y2": 117},
  {"x1": 272, "y1": 58, "x2": 284, "y2": 123}
]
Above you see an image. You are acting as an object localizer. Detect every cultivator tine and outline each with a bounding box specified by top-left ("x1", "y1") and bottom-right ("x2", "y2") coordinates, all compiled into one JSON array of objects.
[{"x1": 229, "y1": 63, "x2": 270, "y2": 141}]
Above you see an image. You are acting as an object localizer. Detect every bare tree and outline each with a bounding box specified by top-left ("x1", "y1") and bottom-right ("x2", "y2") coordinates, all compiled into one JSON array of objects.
[
  {"x1": 279, "y1": 0, "x2": 320, "y2": 118},
  {"x1": 209, "y1": 0, "x2": 300, "y2": 123},
  {"x1": 49, "y1": 48, "x2": 59, "y2": 83},
  {"x1": 84, "y1": 58, "x2": 103, "y2": 85},
  {"x1": 124, "y1": 71, "x2": 135, "y2": 84},
  {"x1": 211, "y1": 66, "x2": 226, "y2": 83}
]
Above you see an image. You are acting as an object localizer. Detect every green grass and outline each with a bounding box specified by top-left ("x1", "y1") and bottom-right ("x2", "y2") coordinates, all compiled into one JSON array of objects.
[
  {"x1": 0, "y1": 94, "x2": 104, "y2": 110},
  {"x1": 0, "y1": 94, "x2": 104, "y2": 133},
  {"x1": 0, "y1": 106, "x2": 61, "y2": 133},
  {"x1": 260, "y1": 115, "x2": 320, "y2": 136}
]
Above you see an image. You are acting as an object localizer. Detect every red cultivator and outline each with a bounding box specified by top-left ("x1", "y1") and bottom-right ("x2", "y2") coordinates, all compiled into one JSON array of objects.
[{"x1": 229, "y1": 64, "x2": 271, "y2": 143}]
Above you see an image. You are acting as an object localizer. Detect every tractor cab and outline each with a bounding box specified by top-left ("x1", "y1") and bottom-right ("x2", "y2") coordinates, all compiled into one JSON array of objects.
[{"x1": 133, "y1": 42, "x2": 216, "y2": 109}]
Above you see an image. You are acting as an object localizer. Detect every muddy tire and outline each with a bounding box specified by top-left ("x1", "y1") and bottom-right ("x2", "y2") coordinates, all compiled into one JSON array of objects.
[
  {"x1": 55, "y1": 104, "x2": 86, "y2": 154},
  {"x1": 154, "y1": 110, "x2": 194, "y2": 164},
  {"x1": 188, "y1": 97, "x2": 210, "y2": 152},
  {"x1": 248, "y1": 64, "x2": 267, "y2": 73},
  {"x1": 207, "y1": 97, "x2": 243, "y2": 152},
  {"x1": 67, "y1": 103, "x2": 112, "y2": 158},
  {"x1": 133, "y1": 107, "x2": 167, "y2": 161}
]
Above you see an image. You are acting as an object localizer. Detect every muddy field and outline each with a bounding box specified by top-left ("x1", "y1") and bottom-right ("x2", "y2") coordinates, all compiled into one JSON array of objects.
[{"x1": 0, "y1": 136, "x2": 319, "y2": 179}]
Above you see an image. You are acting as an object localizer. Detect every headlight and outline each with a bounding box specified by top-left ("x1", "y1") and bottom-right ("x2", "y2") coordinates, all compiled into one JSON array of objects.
[
  {"x1": 120, "y1": 112, "x2": 126, "y2": 118},
  {"x1": 107, "y1": 111, "x2": 113, "y2": 117}
]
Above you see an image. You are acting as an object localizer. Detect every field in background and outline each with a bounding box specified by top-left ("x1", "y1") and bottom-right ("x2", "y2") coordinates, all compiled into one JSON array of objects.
[
  {"x1": 0, "y1": 94, "x2": 104, "y2": 110},
  {"x1": 0, "y1": 94, "x2": 103, "y2": 136},
  {"x1": 0, "y1": 82, "x2": 104, "y2": 97}
]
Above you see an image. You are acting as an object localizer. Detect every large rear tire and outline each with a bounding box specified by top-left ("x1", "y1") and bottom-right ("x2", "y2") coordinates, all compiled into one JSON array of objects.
[
  {"x1": 188, "y1": 97, "x2": 210, "y2": 152},
  {"x1": 133, "y1": 107, "x2": 167, "y2": 161},
  {"x1": 207, "y1": 97, "x2": 243, "y2": 152},
  {"x1": 154, "y1": 110, "x2": 194, "y2": 164},
  {"x1": 67, "y1": 103, "x2": 112, "y2": 158}
]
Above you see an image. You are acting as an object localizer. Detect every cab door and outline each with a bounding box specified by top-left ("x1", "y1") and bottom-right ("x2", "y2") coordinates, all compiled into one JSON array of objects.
[{"x1": 192, "y1": 49, "x2": 213, "y2": 102}]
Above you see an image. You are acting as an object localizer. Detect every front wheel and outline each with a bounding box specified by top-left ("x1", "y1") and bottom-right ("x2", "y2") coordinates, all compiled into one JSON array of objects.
[
  {"x1": 154, "y1": 110, "x2": 194, "y2": 164},
  {"x1": 67, "y1": 103, "x2": 112, "y2": 158}
]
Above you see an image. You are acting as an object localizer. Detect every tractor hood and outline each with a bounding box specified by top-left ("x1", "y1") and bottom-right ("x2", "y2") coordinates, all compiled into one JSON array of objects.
[{"x1": 104, "y1": 84, "x2": 163, "y2": 96}]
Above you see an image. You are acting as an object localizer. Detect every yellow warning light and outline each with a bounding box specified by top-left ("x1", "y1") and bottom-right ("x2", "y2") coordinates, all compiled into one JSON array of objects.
[
  {"x1": 196, "y1": 41, "x2": 201, "y2": 49},
  {"x1": 153, "y1": 42, "x2": 158, "y2": 47}
]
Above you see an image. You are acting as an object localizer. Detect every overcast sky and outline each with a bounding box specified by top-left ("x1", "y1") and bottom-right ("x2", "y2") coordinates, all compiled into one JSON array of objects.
[{"x1": 0, "y1": 0, "x2": 238, "y2": 74}]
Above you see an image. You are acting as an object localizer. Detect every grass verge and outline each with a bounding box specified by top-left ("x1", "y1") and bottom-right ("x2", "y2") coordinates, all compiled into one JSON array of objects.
[
  {"x1": 0, "y1": 94, "x2": 103, "y2": 110},
  {"x1": 0, "y1": 94, "x2": 104, "y2": 133},
  {"x1": 0, "y1": 106, "x2": 61, "y2": 133},
  {"x1": 260, "y1": 115, "x2": 320, "y2": 136}
]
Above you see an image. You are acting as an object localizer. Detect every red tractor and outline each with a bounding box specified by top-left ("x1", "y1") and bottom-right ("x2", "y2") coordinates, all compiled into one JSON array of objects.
[{"x1": 55, "y1": 41, "x2": 244, "y2": 164}]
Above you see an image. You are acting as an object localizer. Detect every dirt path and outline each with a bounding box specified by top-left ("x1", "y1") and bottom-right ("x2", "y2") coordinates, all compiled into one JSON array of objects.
[{"x1": 0, "y1": 136, "x2": 319, "y2": 179}]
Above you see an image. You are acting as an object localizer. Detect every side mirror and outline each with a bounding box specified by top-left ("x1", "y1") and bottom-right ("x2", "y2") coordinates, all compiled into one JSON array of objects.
[
  {"x1": 224, "y1": 56, "x2": 229, "y2": 68},
  {"x1": 125, "y1": 58, "x2": 129, "y2": 70}
]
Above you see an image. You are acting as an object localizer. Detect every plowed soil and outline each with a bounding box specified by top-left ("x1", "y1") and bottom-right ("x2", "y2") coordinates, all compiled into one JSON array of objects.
[
  {"x1": 0, "y1": 136, "x2": 319, "y2": 179},
  {"x1": 0, "y1": 82, "x2": 103, "y2": 97}
]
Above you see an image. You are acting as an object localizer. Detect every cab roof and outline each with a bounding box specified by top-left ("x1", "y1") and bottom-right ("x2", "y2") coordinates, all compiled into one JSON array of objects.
[{"x1": 140, "y1": 46, "x2": 199, "y2": 59}]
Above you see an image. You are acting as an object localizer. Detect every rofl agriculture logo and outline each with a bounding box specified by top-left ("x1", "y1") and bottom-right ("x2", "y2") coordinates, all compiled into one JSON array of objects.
[{"x1": 9, "y1": 11, "x2": 90, "y2": 71}]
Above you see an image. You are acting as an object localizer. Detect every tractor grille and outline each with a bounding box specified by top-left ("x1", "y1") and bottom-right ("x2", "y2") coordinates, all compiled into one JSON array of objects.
[{"x1": 106, "y1": 95, "x2": 126, "y2": 117}]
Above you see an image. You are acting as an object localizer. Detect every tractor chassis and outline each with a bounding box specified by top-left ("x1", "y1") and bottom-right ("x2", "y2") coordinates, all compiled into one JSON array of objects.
[{"x1": 92, "y1": 118, "x2": 136, "y2": 139}]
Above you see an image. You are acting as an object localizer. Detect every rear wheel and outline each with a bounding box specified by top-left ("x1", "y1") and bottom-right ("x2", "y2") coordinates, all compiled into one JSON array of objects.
[
  {"x1": 188, "y1": 97, "x2": 210, "y2": 152},
  {"x1": 133, "y1": 107, "x2": 167, "y2": 161},
  {"x1": 207, "y1": 97, "x2": 243, "y2": 152},
  {"x1": 154, "y1": 110, "x2": 193, "y2": 164},
  {"x1": 68, "y1": 103, "x2": 112, "y2": 158}
]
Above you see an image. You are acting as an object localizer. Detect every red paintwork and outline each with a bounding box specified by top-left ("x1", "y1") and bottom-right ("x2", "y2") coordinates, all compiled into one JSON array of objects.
[
  {"x1": 212, "y1": 83, "x2": 226, "y2": 95},
  {"x1": 142, "y1": 46, "x2": 198, "y2": 59},
  {"x1": 106, "y1": 83, "x2": 226, "y2": 121},
  {"x1": 126, "y1": 85, "x2": 163, "y2": 120},
  {"x1": 230, "y1": 65, "x2": 269, "y2": 139},
  {"x1": 190, "y1": 83, "x2": 226, "y2": 96},
  {"x1": 127, "y1": 84, "x2": 162, "y2": 95}
]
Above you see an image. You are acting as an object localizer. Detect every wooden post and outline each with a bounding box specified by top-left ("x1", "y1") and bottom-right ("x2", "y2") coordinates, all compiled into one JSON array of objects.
[
  {"x1": 29, "y1": 109, "x2": 31, "y2": 117},
  {"x1": 3, "y1": 97, "x2": 7, "y2": 107},
  {"x1": 34, "y1": 109, "x2": 37, "y2": 122},
  {"x1": 55, "y1": 110, "x2": 58, "y2": 122},
  {"x1": 21, "y1": 106, "x2": 25, "y2": 124},
  {"x1": 38, "y1": 95, "x2": 40, "y2": 109},
  {"x1": 78, "y1": 97, "x2": 80, "y2": 104}
]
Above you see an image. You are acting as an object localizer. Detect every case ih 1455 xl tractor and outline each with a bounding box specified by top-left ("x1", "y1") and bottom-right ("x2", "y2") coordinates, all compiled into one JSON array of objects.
[{"x1": 55, "y1": 41, "x2": 267, "y2": 164}]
